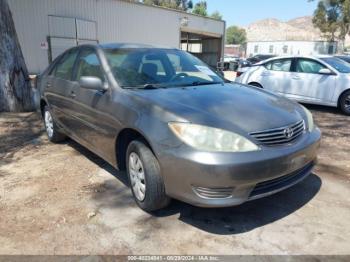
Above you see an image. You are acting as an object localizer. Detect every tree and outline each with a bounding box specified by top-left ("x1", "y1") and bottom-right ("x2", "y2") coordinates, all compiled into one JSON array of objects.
[
  {"x1": 143, "y1": 0, "x2": 193, "y2": 11},
  {"x1": 192, "y1": 1, "x2": 208, "y2": 16},
  {"x1": 312, "y1": 0, "x2": 341, "y2": 41},
  {"x1": 210, "y1": 11, "x2": 223, "y2": 20},
  {"x1": 311, "y1": 0, "x2": 350, "y2": 44},
  {"x1": 0, "y1": 0, "x2": 34, "y2": 112},
  {"x1": 226, "y1": 26, "x2": 247, "y2": 45}
]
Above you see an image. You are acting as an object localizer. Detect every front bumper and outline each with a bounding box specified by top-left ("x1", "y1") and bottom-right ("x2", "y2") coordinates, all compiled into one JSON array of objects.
[{"x1": 157, "y1": 128, "x2": 321, "y2": 207}]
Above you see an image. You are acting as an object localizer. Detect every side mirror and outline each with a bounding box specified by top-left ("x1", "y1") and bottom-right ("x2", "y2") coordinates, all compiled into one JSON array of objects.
[
  {"x1": 79, "y1": 76, "x2": 107, "y2": 91},
  {"x1": 319, "y1": 68, "x2": 333, "y2": 75}
]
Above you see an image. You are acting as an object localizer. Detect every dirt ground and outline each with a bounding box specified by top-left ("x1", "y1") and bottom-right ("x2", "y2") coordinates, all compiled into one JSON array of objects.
[{"x1": 0, "y1": 105, "x2": 349, "y2": 255}]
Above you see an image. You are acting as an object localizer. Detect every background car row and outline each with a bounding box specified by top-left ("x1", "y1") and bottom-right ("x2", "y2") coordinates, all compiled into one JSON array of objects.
[{"x1": 233, "y1": 55, "x2": 350, "y2": 115}]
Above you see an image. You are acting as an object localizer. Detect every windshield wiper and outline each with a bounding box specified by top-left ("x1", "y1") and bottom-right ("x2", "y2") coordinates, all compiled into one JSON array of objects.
[
  {"x1": 181, "y1": 81, "x2": 224, "y2": 87},
  {"x1": 123, "y1": 83, "x2": 166, "y2": 89},
  {"x1": 143, "y1": 83, "x2": 166, "y2": 89},
  {"x1": 124, "y1": 81, "x2": 223, "y2": 89}
]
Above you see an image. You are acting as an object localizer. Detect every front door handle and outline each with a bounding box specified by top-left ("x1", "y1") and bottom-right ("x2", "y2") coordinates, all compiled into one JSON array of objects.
[
  {"x1": 46, "y1": 83, "x2": 51, "y2": 88},
  {"x1": 292, "y1": 75, "x2": 301, "y2": 80},
  {"x1": 70, "y1": 91, "x2": 76, "y2": 99}
]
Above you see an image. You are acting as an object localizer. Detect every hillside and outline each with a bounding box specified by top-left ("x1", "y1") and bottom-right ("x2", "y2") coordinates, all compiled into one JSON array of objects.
[{"x1": 245, "y1": 16, "x2": 323, "y2": 42}]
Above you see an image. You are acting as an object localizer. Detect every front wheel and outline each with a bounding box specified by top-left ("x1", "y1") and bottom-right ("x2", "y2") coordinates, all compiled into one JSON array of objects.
[
  {"x1": 339, "y1": 90, "x2": 350, "y2": 116},
  {"x1": 43, "y1": 106, "x2": 66, "y2": 142},
  {"x1": 126, "y1": 140, "x2": 170, "y2": 212}
]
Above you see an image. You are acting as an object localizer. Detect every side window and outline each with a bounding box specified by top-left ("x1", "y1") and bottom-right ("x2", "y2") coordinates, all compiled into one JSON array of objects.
[
  {"x1": 295, "y1": 59, "x2": 326, "y2": 74},
  {"x1": 265, "y1": 59, "x2": 292, "y2": 72},
  {"x1": 54, "y1": 50, "x2": 79, "y2": 80},
  {"x1": 75, "y1": 49, "x2": 104, "y2": 81}
]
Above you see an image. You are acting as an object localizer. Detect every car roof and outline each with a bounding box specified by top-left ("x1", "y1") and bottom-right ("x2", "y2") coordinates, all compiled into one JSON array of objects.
[{"x1": 255, "y1": 55, "x2": 334, "y2": 65}]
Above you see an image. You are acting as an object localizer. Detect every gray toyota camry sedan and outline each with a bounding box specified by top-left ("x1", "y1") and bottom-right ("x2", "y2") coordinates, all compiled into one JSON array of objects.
[{"x1": 38, "y1": 43, "x2": 321, "y2": 211}]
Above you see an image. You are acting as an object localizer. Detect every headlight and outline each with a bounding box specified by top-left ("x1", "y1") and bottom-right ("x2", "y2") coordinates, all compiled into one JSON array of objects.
[
  {"x1": 301, "y1": 105, "x2": 315, "y2": 131},
  {"x1": 168, "y1": 122, "x2": 259, "y2": 152}
]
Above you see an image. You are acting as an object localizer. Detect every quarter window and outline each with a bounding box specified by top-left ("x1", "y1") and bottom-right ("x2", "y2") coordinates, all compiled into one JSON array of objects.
[
  {"x1": 54, "y1": 49, "x2": 79, "y2": 80},
  {"x1": 295, "y1": 59, "x2": 327, "y2": 74},
  {"x1": 265, "y1": 59, "x2": 292, "y2": 72},
  {"x1": 75, "y1": 50, "x2": 104, "y2": 81}
]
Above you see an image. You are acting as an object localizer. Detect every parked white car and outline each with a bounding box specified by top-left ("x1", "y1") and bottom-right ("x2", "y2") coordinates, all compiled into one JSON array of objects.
[{"x1": 235, "y1": 55, "x2": 350, "y2": 115}]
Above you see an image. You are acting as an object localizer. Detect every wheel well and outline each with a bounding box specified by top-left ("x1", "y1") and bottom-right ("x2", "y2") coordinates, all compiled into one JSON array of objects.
[
  {"x1": 115, "y1": 128, "x2": 152, "y2": 170},
  {"x1": 248, "y1": 82, "x2": 263, "y2": 88},
  {"x1": 337, "y1": 89, "x2": 350, "y2": 107},
  {"x1": 40, "y1": 99, "x2": 47, "y2": 117}
]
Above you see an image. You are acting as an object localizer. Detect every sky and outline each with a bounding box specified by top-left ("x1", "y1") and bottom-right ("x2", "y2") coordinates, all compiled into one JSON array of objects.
[{"x1": 192, "y1": 0, "x2": 319, "y2": 27}]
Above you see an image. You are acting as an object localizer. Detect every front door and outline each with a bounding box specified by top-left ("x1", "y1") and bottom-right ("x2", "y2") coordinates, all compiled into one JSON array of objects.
[
  {"x1": 70, "y1": 48, "x2": 116, "y2": 162},
  {"x1": 289, "y1": 58, "x2": 336, "y2": 103}
]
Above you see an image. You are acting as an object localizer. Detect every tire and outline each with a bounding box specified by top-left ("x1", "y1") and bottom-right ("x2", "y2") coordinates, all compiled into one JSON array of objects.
[
  {"x1": 126, "y1": 140, "x2": 170, "y2": 212},
  {"x1": 339, "y1": 90, "x2": 350, "y2": 116},
  {"x1": 249, "y1": 82, "x2": 263, "y2": 88},
  {"x1": 43, "y1": 105, "x2": 66, "y2": 143}
]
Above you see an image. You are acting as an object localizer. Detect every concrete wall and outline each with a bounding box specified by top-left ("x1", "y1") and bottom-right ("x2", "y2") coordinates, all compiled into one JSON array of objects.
[{"x1": 8, "y1": 0, "x2": 225, "y2": 74}]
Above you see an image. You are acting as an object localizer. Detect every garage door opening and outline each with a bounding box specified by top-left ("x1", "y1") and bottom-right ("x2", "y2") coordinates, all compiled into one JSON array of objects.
[
  {"x1": 47, "y1": 15, "x2": 98, "y2": 62},
  {"x1": 180, "y1": 31, "x2": 222, "y2": 69}
]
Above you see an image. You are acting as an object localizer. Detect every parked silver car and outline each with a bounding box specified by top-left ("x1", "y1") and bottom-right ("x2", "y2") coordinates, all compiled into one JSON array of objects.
[
  {"x1": 38, "y1": 44, "x2": 321, "y2": 211},
  {"x1": 236, "y1": 55, "x2": 350, "y2": 115}
]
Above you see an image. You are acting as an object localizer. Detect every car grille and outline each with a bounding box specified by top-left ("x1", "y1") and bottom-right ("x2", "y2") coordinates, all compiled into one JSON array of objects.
[
  {"x1": 248, "y1": 161, "x2": 314, "y2": 200},
  {"x1": 193, "y1": 186, "x2": 233, "y2": 199},
  {"x1": 249, "y1": 120, "x2": 305, "y2": 146}
]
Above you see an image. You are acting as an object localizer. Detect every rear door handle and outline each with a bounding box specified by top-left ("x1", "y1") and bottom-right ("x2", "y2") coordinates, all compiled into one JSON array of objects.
[
  {"x1": 46, "y1": 83, "x2": 51, "y2": 88},
  {"x1": 292, "y1": 75, "x2": 301, "y2": 80},
  {"x1": 70, "y1": 91, "x2": 76, "y2": 99}
]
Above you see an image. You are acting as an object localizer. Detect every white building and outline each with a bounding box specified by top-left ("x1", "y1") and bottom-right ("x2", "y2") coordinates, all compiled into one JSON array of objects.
[
  {"x1": 246, "y1": 40, "x2": 338, "y2": 57},
  {"x1": 8, "y1": 0, "x2": 225, "y2": 74}
]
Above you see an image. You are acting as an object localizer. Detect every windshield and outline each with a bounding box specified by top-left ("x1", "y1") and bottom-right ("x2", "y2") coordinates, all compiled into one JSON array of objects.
[
  {"x1": 320, "y1": 57, "x2": 350, "y2": 73},
  {"x1": 103, "y1": 48, "x2": 223, "y2": 88}
]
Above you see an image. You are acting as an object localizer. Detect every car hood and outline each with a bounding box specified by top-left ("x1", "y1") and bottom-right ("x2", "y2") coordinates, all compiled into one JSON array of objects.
[{"x1": 131, "y1": 83, "x2": 304, "y2": 134}]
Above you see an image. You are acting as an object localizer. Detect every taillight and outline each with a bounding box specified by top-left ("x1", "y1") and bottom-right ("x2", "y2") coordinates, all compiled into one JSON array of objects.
[{"x1": 236, "y1": 71, "x2": 244, "y2": 77}]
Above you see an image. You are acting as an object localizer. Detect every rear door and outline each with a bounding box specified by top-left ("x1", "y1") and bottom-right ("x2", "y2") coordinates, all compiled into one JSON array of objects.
[
  {"x1": 289, "y1": 58, "x2": 336, "y2": 103},
  {"x1": 45, "y1": 48, "x2": 80, "y2": 131},
  {"x1": 259, "y1": 58, "x2": 293, "y2": 96}
]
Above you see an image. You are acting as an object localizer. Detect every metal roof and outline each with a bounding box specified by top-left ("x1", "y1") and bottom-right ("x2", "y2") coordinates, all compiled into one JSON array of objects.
[{"x1": 99, "y1": 42, "x2": 179, "y2": 50}]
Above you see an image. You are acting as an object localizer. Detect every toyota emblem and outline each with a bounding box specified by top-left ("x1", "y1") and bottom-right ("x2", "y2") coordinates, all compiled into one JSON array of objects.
[{"x1": 284, "y1": 127, "x2": 294, "y2": 139}]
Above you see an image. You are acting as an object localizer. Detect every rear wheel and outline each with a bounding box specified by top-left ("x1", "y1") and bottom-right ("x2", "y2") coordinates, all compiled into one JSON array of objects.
[
  {"x1": 126, "y1": 140, "x2": 170, "y2": 212},
  {"x1": 339, "y1": 90, "x2": 350, "y2": 116},
  {"x1": 248, "y1": 82, "x2": 263, "y2": 88},
  {"x1": 43, "y1": 106, "x2": 66, "y2": 142}
]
